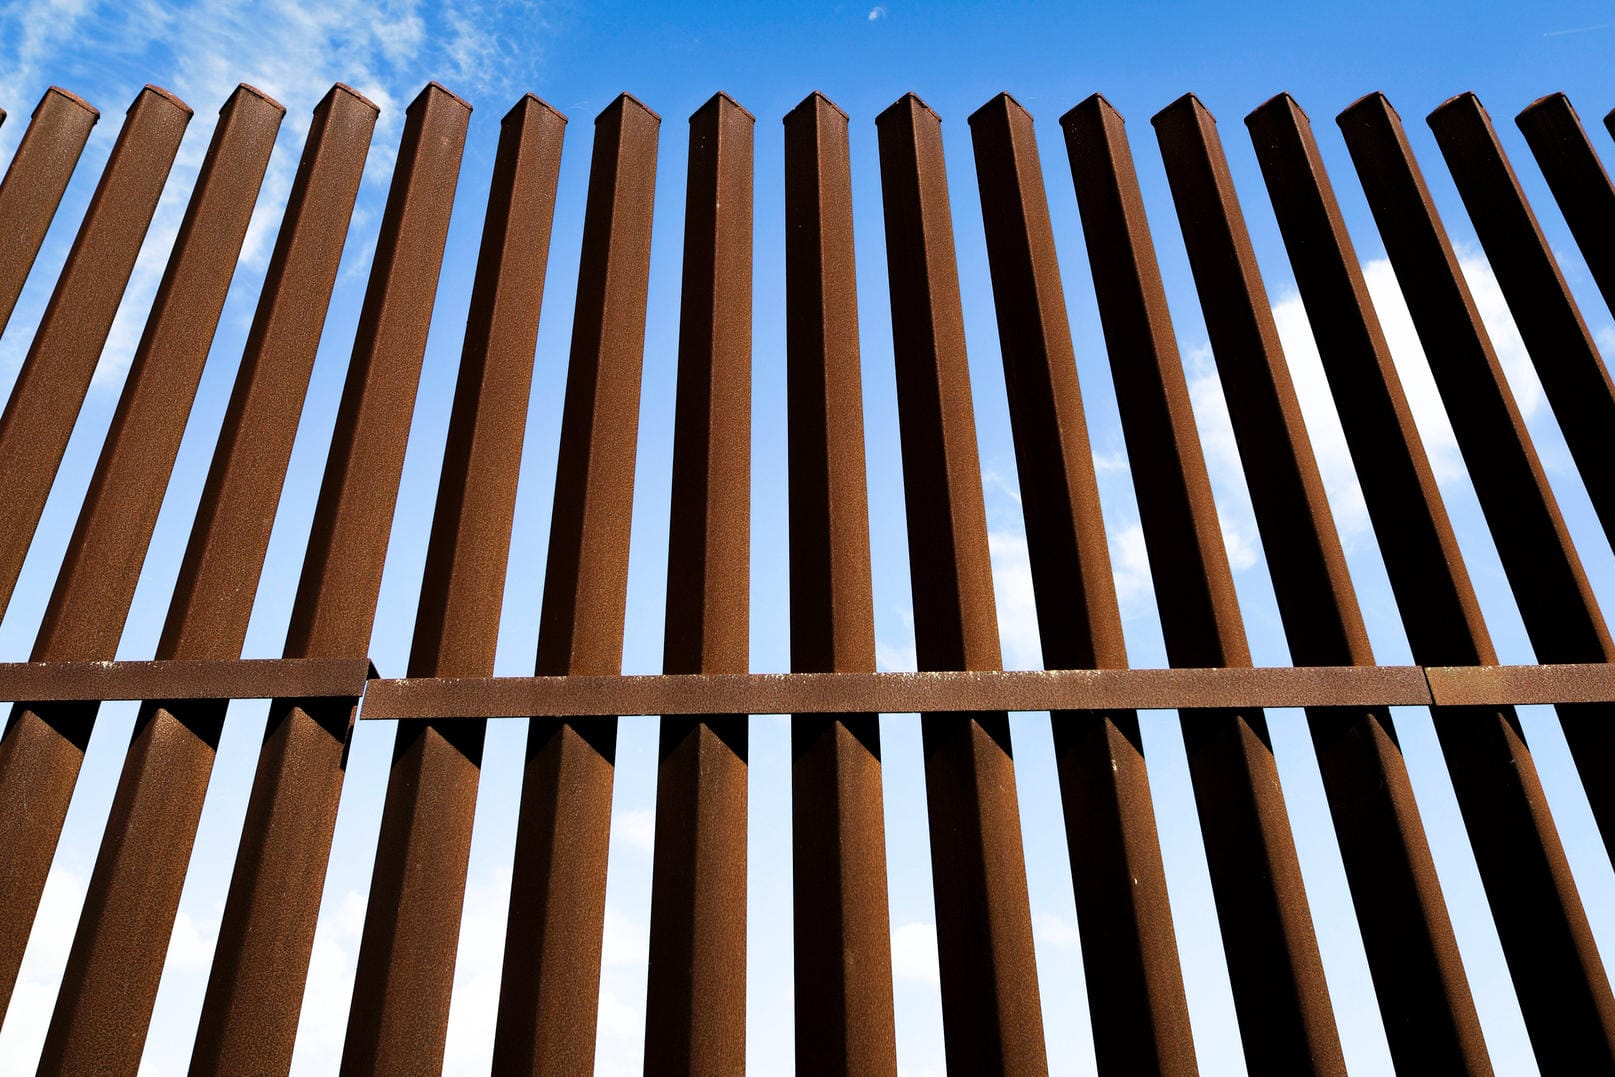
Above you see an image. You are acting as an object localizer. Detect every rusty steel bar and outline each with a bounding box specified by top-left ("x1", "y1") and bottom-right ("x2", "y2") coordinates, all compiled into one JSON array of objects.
[
  {"x1": 189, "y1": 82, "x2": 469, "y2": 1076},
  {"x1": 968, "y1": 93, "x2": 1194, "y2": 1075},
  {"x1": 1431, "y1": 94, "x2": 1615, "y2": 561},
  {"x1": 342, "y1": 93, "x2": 565, "y2": 1075},
  {"x1": 781, "y1": 90, "x2": 898, "y2": 1077},
  {"x1": 491, "y1": 93, "x2": 659, "y2": 1076},
  {"x1": 1517, "y1": 95, "x2": 1615, "y2": 317},
  {"x1": 0, "y1": 87, "x2": 98, "y2": 339},
  {"x1": 1169, "y1": 93, "x2": 1489, "y2": 1074},
  {"x1": 0, "y1": 85, "x2": 189, "y2": 618},
  {"x1": 642, "y1": 91, "x2": 753, "y2": 1073},
  {"x1": 1246, "y1": 89, "x2": 1615, "y2": 1072},
  {"x1": 0, "y1": 83, "x2": 280, "y2": 1018},
  {"x1": 1064, "y1": 94, "x2": 1345, "y2": 1076},
  {"x1": 0, "y1": 657, "x2": 370, "y2": 700},
  {"x1": 359, "y1": 665, "x2": 1439, "y2": 718},
  {"x1": 1364, "y1": 97, "x2": 1615, "y2": 868},
  {"x1": 875, "y1": 93, "x2": 1047, "y2": 1076},
  {"x1": 30, "y1": 86, "x2": 375, "y2": 1065}
]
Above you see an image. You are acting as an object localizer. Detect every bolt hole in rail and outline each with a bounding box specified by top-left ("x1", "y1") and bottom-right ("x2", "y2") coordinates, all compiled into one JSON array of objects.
[{"x1": 0, "y1": 74, "x2": 1614, "y2": 1076}]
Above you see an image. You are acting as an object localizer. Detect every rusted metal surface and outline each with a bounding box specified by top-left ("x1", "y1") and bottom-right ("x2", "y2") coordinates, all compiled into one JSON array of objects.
[
  {"x1": 969, "y1": 93, "x2": 1194, "y2": 1075},
  {"x1": 0, "y1": 657, "x2": 369, "y2": 701},
  {"x1": 782, "y1": 90, "x2": 898, "y2": 1077},
  {"x1": 876, "y1": 93, "x2": 1047, "y2": 1076},
  {"x1": 642, "y1": 91, "x2": 753, "y2": 1073},
  {"x1": 1435, "y1": 94, "x2": 1615, "y2": 554},
  {"x1": 491, "y1": 92, "x2": 658, "y2": 1077},
  {"x1": 1065, "y1": 93, "x2": 1345, "y2": 1076},
  {"x1": 1517, "y1": 94, "x2": 1615, "y2": 315},
  {"x1": 0, "y1": 85, "x2": 189, "y2": 618},
  {"x1": 1170, "y1": 93, "x2": 1489, "y2": 1074},
  {"x1": 1368, "y1": 97, "x2": 1615, "y2": 870},
  {"x1": 341, "y1": 92, "x2": 564, "y2": 1075},
  {"x1": 1252, "y1": 89, "x2": 1615, "y2": 1072},
  {"x1": 189, "y1": 82, "x2": 469, "y2": 1076},
  {"x1": 0, "y1": 87, "x2": 98, "y2": 339},
  {"x1": 0, "y1": 82, "x2": 281, "y2": 1019}
]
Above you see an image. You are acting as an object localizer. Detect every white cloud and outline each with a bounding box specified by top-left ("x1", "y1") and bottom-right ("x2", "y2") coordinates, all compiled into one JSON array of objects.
[
  {"x1": 612, "y1": 807, "x2": 657, "y2": 854},
  {"x1": 1032, "y1": 910, "x2": 1081, "y2": 950},
  {"x1": 988, "y1": 528, "x2": 1042, "y2": 670},
  {"x1": 868, "y1": 5, "x2": 887, "y2": 20},
  {"x1": 0, "y1": 866, "x2": 88, "y2": 1075},
  {"x1": 1109, "y1": 523, "x2": 1154, "y2": 620},
  {"x1": 891, "y1": 921, "x2": 940, "y2": 984}
]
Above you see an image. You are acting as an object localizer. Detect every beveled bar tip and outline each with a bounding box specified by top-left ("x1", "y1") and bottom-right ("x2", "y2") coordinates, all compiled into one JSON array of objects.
[
  {"x1": 226, "y1": 83, "x2": 287, "y2": 116},
  {"x1": 785, "y1": 90, "x2": 847, "y2": 122},
  {"x1": 1429, "y1": 90, "x2": 1485, "y2": 122},
  {"x1": 506, "y1": 92, "x2": 567, "y2": 125},
  {"x1": 320, "y1": 82, "x2": 382, "y2": 116},
  {"x1": 967, "y1": 92, "x2": 1031, "y2": 126},
  {"x1": 42, "y1": 86, "x2": 98, "y2": 119},
  {"x1": 410, "y1": 80, "x2": 472, "y2": 114},
  {"x1": 1520, "y1": 91, "x2": 1571, "y2": 116},
  {"x1": 136, "y1": 84, "x2": 193, "y2": 116},
  {"x1": 1061, "y1": 92, "x2": 1123, "y2": 128},
  {"x1": 693, "y1": 90, "x2": 754, "y2": 123},
  {"x1": 600, "y1": 91, "x2": 661, "y2": 124},
  {"x1": 1153, "y1": 91, "x2": 1214, "y2": 128},
  {"x1": 1338, "y1": 91, "x2": 1400, "y2": 127},
  {"x1": 1248, "y1": 92, "x2": 1309, "y2": 126},
  {"x1": 877, "y1": 91, "x2": 939, "y2": 125}
]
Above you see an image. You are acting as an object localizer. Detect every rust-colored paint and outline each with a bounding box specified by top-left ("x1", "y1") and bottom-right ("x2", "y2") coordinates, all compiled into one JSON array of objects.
[
  {"x1": 876, "y1": 92, "x2": 1048, "y2": 1077},
  {"x1": 0, "y1": 85, "x2": 189, "y2": 617},
  {"x1": 492, "y1": 92, "x2": 659, "y2": 1077},
  {"x1": 1065, "y1": 93, "x2": 1345, "y2": 1076},
  {"x1": 969, "y1": 92, "x2": 1194, "y2": 1076},
  {"x1": 0, "y1": 87, "x2": 98, "y2": 340},
  {"x1": 782, "y1": 89, "x2": 898, "y2": 1077},
  {"x1": 0, "y1": 83, "x2": 280, "y2": 1020},
  {"x1": 342, "y1": 93, "x2": 565, "y2": 1075},
  {"x1": 1438, "y1": 94, "x2": 1615, "y2": 556},
  {"x1": 643, "y1": 91, "x2": 753, "y2": 1074},
  {"x1": 189, "y1": 81, "x2": 469, "y2": 1077},
  {"x1": 1180, "y1": 91, "x2": 1490, "y2": 1074}
]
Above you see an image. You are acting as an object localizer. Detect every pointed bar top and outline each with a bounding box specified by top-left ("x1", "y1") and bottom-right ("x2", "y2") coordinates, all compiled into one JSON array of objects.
[
  {"x1": 410, "y1": 80, "x2": 472, "y2": 115},
  {"x1": 136, "y1": 84, "x2": 192, "y2": 117},
  {"x1": 1521, "y1": 91, "x2": 1572, "y2": 116},
  {"x1": 317, "y1": 82, "x2": 381, "y2": 116},
  {"x1": 692, "y1": 90, "x2": 754, "y2": 123},
  {"x1": 504, "y1": 92, "x2": 567, "y2": 126},
  {"x1": 40, "y1": 86, "x2": 97, "y2": 119},
  {"x1": 967, "y1": 91, "x2": 1031, "y2": 126},
  {"x1": 226, "y1": 83, "x2": 286, "y2": 117},
  {"x1": 599, "y1": 91, "x2": 661, "y2": 125},
  {"x1": 1248, "y1": 91, "x2": 1309, "y2": 126},
  {"x1": 785, "y1": 90, "x2": 848, "y2": 122},
  {"x1": 1153, "y1": 91, "x2": 1215, "y2": 128},
  {"x1": 876, "y1": 91, "x2": 939, "y2": 125},
  {"x1": 1338, "y1": 91, "x2": 1402, "y2": 127},
  {"x1": 1061, "y1": 92, "x2": 1124, "y2": 128}
]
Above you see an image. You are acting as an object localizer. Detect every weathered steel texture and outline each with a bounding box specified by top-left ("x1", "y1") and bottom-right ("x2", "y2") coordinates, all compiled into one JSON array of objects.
[
  {"x1": 0, "y1": 85, "x2": 189, "y2": 618},
  {"x1": 341, "y1": 92, "x2": 565, "y2": 1074},
  {"x1": 782, "y1": 90, "x2": 897, "y2": 1077},
  {"x1": 875, "y1": 93, "x2": 1048, "y2": 1076},
  {"x1": 359, "y1": 665, "x2": 1439, "y2": 718},
  {"x1": 0, "y1": 83, "x2": 280, "y2": 1020},
  {"x1": 0, "y1": 87, "x2": 98, "y2": 339},
  {"x1": 1064, "y1": 94, "x2": 1345, "y2": 1077},
  {"x1": 968, "y1": 93, "x2": 1193, "y2": 1076},
  {"x1": 643, "y1": 91, "x2": 754, "y2": 1074},
  {"x1": 492, "y1": 93, "x2": 659, "y2": 1076},
  {"x1": 29, "y1": 86, "x2": 376, "y2": 1069},
  {"x1": 189, "y1": 82, "x2": 470, "y2": 1076},
  {"x1": 1253, "y1": 89, "x2": 1615, "y2": 1072},
  {"x1": 0, "y1": 657, "x2": 370, "y2": 700},
  {"x1": 1434, "y1": 94, "x2": 1615, "y2": 554},
  {"x1": 1171, "y1": 92, "x2": 1489, "y2": 1074},
  {"x1": 1517, "y1": 94, "x2": 1615, "y2": 316}
]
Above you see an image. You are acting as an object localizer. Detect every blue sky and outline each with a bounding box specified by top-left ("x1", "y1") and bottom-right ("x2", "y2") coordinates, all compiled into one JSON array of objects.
[{"x1": 2, "y1": 1, "x2": 1615, "y2": 1074}]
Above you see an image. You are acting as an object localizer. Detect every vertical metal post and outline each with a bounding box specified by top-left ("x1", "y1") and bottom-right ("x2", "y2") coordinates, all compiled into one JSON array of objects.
[
  {"x1": 1166, "y1": 92, "x2": 1490, "y2": 1074},
  {"x1": 1063, "y1": 94, "x2": 1345, "y2": 1077},
  {"x1": 0, "y1": 86, "x2": 98, "y2": 339},
  {"x1": 0, "y1": 84, "x2": 285, "y2": 1019},
  {"x1": 1430, "y1": 94, "x2": 1615, "y2": 559},
  {"x1": 782, "y1": 90, "x2": 898, "y2": 1077},
  {"x1": 875, "y1": 93, "x2": 1048, "y2": 1076},
  {"x1": 968, "y1": 93, "x2": 1195, "y2": 1076},
  {"x1": 492, "y1": 93, "x2": 659, "y2": 1076},
  {"x1": 0, "y1": 85, "x2": 189, "y2": 617},
  {"x1": 341, "y1": 94, "x2": 565, "y2": 1075},
  {"x1": 189, "y1": 82, "x2": 469, "y2": 1076},
  {"x1": 24, "y1": 82, "x2": 374, "y2": 1074},
  {"x1": 1516, "y1": 94, "x2": 1615, "y2": 317},
  {"x1": 643, "y1": 92, "x2": 753, "y2": 1074}
]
